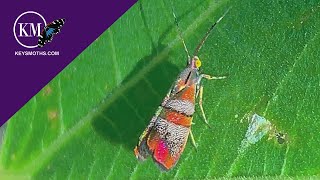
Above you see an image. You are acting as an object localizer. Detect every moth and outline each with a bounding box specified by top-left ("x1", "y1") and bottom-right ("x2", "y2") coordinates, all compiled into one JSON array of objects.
[
  {"x1": 38, "y1": 18, "x2": 65, "y2": 48},
  {"x1": 134, "y1": 9, "x2": 230, "y2": 171}
]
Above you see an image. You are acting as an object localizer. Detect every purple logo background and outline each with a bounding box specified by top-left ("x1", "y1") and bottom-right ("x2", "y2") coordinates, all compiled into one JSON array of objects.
[{"x1": 0, "y1": 0, "x2": 137, "y2": 126}]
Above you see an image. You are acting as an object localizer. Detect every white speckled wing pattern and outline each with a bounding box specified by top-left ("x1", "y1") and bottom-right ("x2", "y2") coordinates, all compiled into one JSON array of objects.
[
  {"x1": 164, "y1": 99, "x2": 195, "y2": 116},
  {"x1": 154, "y1": 117, "x2": 190, "y2": 155}
]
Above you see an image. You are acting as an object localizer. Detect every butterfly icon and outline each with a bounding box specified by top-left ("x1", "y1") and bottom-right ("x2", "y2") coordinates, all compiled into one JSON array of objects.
[{"x1": 38, "y1": 18, "x2": 66, "y2": 48}]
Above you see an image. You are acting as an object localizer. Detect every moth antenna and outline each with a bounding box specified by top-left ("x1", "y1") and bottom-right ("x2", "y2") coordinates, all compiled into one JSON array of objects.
[
  {"x1": 170, "y1": 1, "x2": 191, "y2": 62},
  {"x1": 194, "y1": 7, "x2": 231, "y2": 56}
]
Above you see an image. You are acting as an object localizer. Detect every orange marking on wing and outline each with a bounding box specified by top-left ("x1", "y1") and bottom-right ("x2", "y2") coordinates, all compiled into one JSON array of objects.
[
  {"x1": 163, "y1": 154, "x2": 177, "y2": 169},
  {"x1": 147, "y1": 131, "x2": 160, "y2": 151},
  {"x1": 146, "y1": 132, "x2": 172, "y2": 170},
  {"x1": 166, "y1": 110, "x2": 192, "y2": 127},
  {"x1": 161, "y1": 140, "x2": 187, "y2": 170},
  {"x1": 134, "y1": 147, "x2": 139, "y2": 157},
  {"x1": 180, "y1": 84, "x2": 196, "y2": 103}
]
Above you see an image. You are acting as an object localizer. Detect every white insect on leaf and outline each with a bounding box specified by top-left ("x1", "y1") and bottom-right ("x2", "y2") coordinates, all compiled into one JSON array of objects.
[{"x1": 239, "y1": 113, "x2": 272, "y2": 153}]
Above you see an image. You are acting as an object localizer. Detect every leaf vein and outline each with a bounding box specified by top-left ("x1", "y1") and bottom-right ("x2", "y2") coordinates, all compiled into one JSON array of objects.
[
  {"x1": 58, "y1": 76, "x2": 65, "y2": 134},
  {"x1": 87, "y1": 155, "x2": 97, "y2": 179},
  {"x1": 121, "y1": 94, "x2": 145, "y2": 126},
  {"x1": 280, "y1": 145, "x2": 290, "y2": 176},
  {"x1": 143, "y1": 77, "x2": 162, "y2": 99},
  {"x1": 264, "y1": 32, "x2": 320, "y2": 115},
  {"x1": 108, "y1": 29, "x2": 122, "y2": 85},
  {"x1": 105, "y1": 146, "x2": 122, "y2": 179}
]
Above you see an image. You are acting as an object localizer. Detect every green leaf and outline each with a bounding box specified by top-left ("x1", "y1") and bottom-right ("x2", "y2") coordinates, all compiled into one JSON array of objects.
[{"x1": 1, "y1": 0, "x2": 320, "y2": 179}]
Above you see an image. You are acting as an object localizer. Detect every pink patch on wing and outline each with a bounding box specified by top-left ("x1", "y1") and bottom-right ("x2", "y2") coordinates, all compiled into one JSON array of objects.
[{"x1": 154, "y1": 140, "x2": 169, "y2": 163}]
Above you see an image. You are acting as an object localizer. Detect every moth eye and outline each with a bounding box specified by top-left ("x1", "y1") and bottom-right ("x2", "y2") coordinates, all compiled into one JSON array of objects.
[{"x1": 195, "y1": 59, "x2": 201, "y2": 68}]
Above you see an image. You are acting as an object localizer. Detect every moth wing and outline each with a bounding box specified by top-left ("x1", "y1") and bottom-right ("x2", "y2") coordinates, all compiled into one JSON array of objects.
[
  {"x1": 134, "y1": 85, "x2": 174, "y2": 160},
  {"x1": 170, "y1": 68, "x2": 196, "y2": 95},
  {"x1": 134, "y1": 75, "x2": 192, "y2": 170},
  {"x1": 171, "y1": 83, "x2": 197, "y2": 106},
  {"x1": 134, "y1": 116, "x2": 158, "y2": 161},
  {"x1": 147, "y1": 117, "x2": 190, "y2": 171}
]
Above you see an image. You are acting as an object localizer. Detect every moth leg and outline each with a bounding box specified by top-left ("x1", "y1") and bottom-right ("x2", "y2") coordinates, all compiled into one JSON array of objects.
[
  {"x1": 189, "y1": 129, "x2": 198, "y2": 151},
  {"x1": 198, "y1": 85, "x2": 212, "y2": 128},
  {"x1": 195, "y1": 73, "x2": 226, "y2": 96},
  {"x1": 196, "y1": 74, "x2": 226, "y2": 127},
  {"x1": 201, "y1": 74, "x2": 227, "y2": 80}
]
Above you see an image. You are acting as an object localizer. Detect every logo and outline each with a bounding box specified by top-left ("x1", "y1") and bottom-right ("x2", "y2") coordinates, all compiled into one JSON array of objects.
[
  {"x1": 37, "y1": 18, "x2": 65, "y2": 48},
  {"x1": 13, "y1": 11, "x2": 47, "y2": 48},
  {"x1": 13, "y1": 11, "x2": 65, "y2": 49}
]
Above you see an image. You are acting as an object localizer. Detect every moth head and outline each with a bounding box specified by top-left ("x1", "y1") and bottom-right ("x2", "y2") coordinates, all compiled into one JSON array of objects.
[{"x1": 190, "y1": 56, "x2": 201, "y2": 69}]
